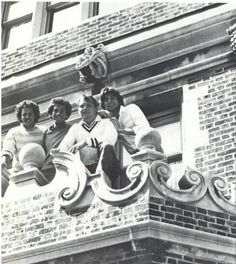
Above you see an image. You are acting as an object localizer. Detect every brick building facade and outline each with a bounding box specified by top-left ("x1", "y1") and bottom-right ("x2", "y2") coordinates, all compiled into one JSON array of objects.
[{"x1": 1, "y1": 2, "x2": 236, "y2": 264}]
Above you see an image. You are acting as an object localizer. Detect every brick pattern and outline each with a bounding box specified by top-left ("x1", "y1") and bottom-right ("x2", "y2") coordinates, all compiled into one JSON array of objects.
[
  {"x1": 1, "y1": 2, "x2": 212, "y2": 78},
  {"x1": 149, "y1": 197, "x2": 236, "y2": 238},
  {"x1": 1, "y1": 192, "x2": 235, "y2": 255},
  {"x1": 191, "y1": 67, "x2": 236, "y2": 198},
  {"x1": 1, "y1": 192, "x2": 149, "y2": 254}
]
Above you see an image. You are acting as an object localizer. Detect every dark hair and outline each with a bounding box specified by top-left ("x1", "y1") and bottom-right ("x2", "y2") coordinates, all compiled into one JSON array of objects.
[
  {"x1": 47, "y1": 97, "x2": 72, "y2": 118},
  {"x1": 100, "y1": 87, "x2": 124, "y2": 109},
  {"x1": 77, "y1": 95, "x2": 99, "y2": 108},
  {"x1": 15, "y1": 100, "x2": 40, "y2": 123}
]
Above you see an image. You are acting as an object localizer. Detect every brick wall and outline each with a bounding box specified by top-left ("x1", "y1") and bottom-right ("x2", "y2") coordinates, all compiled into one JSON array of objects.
[
  {"x1": 1, "y1": 2, "x2": 213, "y2": 78},
  {"x1": 191, "y1": 66, "x2": 236, "y2": 198},
  {"x1": 1, "y1": 191, "x2": 235, "y2": 256},
  {"x1": 149, "y1": 197, "x2": 236, "y2": 238}
]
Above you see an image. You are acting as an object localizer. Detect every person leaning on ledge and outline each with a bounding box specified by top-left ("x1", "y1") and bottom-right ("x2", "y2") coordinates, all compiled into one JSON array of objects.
[
  {"x1": 1, "y1": 100, "x2": 45, "y2": 172},
  {"x1": 58, "y1": 95, "x2": 120, "y2": 186},
  {"x1": 41, "y1": 97, "x2": 72, "y2": 182},
  {"x1": 99, "y1": 87, "x2": 151, "y2": 154}
]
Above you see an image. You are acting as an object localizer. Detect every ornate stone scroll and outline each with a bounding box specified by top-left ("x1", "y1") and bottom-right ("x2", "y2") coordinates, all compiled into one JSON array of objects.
[
  {"x1": 51, "y1": 149, "x2": 88, "y2": 210},
  {"x1": 75, "y1": 44, "x2": 108, "y2": 83},
  {"x1": 52, "y1": 149, "x2": 149, "y2": 207},
  {"x1": 91, "y1": 161, "x2": 149, "y2": 203},
  {"x1": 208, "y1": 175, "x2": 236, "y2": 215},
  {"x1": 51, "y1": 127, "x2": 236, "y2": 215},
  {"x1": 150, "y1": 164, "x2": 207, "y2": 203}
]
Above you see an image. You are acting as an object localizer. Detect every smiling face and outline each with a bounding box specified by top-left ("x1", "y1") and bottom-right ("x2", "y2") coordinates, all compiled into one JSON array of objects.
[
  {"x1": 51, "y1": 104, "x2": 68, "y2": 124},
  {"x1": 103, "y1": 94, "x2": 120, "y2": 114},
  {"x1": 21, "y1": 107, "x2": 36, "y2": 129},
  {"x1": 78, "y1": 97, "x2": 97, "y2": 125}
]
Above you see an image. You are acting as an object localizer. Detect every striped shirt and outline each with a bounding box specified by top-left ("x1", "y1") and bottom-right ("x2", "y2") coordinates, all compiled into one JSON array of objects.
[
  {"x1": 59, "y1": 116, "x2": 118, "y2": 166},
  {"x1": 2, "y1": 124, "x2": 45, "y2": 172}
]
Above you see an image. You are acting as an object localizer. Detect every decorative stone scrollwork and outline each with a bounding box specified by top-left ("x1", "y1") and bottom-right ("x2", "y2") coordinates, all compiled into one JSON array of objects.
[
  {"x1": 51, "y1": 149, "x2": 149, "y2": 208},
  {"x1": 51, "y1": 149, "x2": 88, "y2": 210},
  {"x1": 208, "y1": 175, "x2": 236, "y2": 215},
  {"x1": 75, "y1": 44, "x2": 107, "y2": 83},
  {"x1": 91, "y1": 161, "x2": 149, "y2": 203},
  {"x1": 150, "y1": 164, "x2": 207, "y2": 203}
]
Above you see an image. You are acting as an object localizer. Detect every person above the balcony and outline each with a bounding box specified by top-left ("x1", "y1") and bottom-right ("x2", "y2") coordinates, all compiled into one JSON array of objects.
[
  {"x1": 59, "y1": 95, "x2": 120, "y2": 186},
  {"x1": 41, "y1": 97, "x2": 72, "y2": 181},
  {"x1": 99, "y1": 87, "x2": 151, "y2": 154},
  {"x1": 1, "y1": 100, "x2": 45, "y2": 172}
]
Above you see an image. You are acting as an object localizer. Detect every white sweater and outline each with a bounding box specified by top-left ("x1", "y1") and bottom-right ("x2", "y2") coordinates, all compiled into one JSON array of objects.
[
  {"x1": 59, "y1": 116, "x2": 118, "y2": 165},
  {"x1": 2, "y1": 124, "x2": 45, "y2": 172}
]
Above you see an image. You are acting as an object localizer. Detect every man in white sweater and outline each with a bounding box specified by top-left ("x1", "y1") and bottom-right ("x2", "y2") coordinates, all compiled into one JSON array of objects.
[
  {"x1": 59, "y1": 95, "x2": 120, "y2": 185},
  {"x1": 100, "y1": 87, "x2": 151, "y2": 154}
]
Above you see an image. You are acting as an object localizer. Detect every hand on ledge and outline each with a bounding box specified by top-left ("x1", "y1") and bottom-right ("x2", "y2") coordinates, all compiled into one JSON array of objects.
[{"x1": 69, "y1": 140, "x2": 86, "y2": 154}]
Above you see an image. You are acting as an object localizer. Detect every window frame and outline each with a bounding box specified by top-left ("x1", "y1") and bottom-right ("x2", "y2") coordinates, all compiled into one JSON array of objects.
[
  {"x1": 1, "y1": 2, "x2": 33, "y2": 49},
  {"x1": 1, "y1": 1, "x2": 99, "y2": 50},
  {"x1": 147, "y1": 106, "x2": 183, "y2": 164},
  {"x1": 45, "y1": 2, "x2": 99, "y2": 34},
  {"x1": 45, "y1": 2, "x2": 80, "y2": 33}
]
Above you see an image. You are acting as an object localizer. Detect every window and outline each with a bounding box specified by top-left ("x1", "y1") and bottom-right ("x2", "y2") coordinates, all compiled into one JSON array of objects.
[
  {"x1": 98, "y1": 2, "x2": 140, "y2": 16},
  {"x1": 1, "y1": 1, "x2": 99, "y2": 50},
  {"x1": 1, "y1": 1, "x2": 36, "y2": 49},
  {"x1": 45, "y1": 2, "x2": 99, "y2": 33},
  {"x1": 148, "y1": 108, "x2": 184, "y2": 177},
  {"x1": 46, "y1": 2, "x2": 81, "y2": 33}
]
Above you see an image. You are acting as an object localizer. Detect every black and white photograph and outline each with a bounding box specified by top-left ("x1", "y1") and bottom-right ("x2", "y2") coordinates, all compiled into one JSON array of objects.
[{"x1": 1, "y1": 1, "x2": 236, "y2": 263}]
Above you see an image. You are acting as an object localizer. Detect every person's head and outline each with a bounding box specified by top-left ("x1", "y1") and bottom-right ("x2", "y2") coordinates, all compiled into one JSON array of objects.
[
  {"x1": 47, "y1": 97, "x2": 72, "y2": 124},
  {"x1": 16, "y1": 100, "x2": 40, "y2": 129},
  {"x1": 77, "y1": 95, "x2": 99, "y2": 124},
  {"x1": 100, "y1": 87, "x2": 124, "y2": 113}
]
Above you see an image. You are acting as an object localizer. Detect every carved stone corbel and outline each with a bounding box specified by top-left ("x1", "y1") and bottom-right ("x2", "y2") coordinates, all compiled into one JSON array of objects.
[{"x1": 75, "y1": 44, "x2": 108, "y2": 83}]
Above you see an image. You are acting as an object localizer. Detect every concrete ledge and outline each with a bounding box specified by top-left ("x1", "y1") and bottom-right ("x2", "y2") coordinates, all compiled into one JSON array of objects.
[{"x1": 2, "y1": 220, "x2": 235, "y2": 264}]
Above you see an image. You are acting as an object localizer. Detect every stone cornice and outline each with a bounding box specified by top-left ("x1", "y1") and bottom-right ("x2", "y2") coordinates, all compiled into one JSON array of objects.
[
  {"x1": 2, "y1": 220, "x2": 235, "y2": 264},
  {"x1": 2, "y1": 4, "x2": 235, "y2": 102}
]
